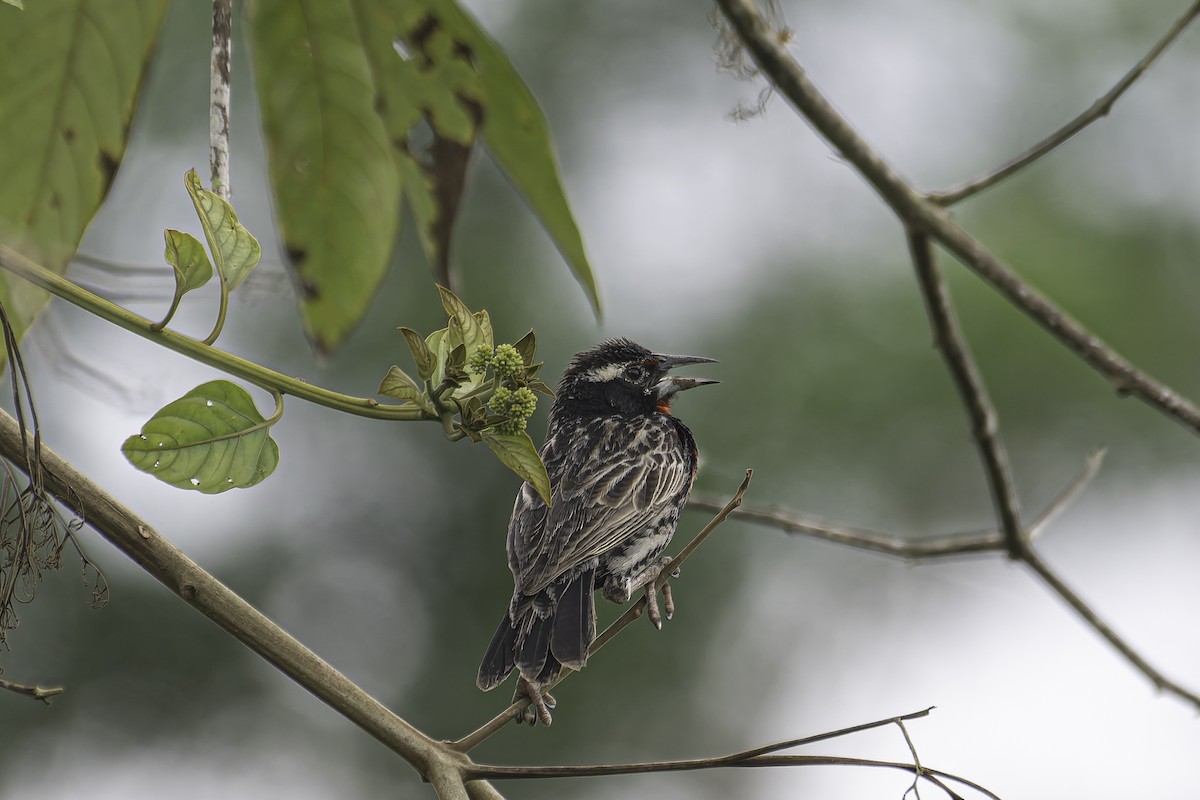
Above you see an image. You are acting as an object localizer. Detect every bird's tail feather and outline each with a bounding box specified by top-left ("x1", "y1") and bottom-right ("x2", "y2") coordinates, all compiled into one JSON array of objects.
[
  {"x1": 477, "y1": 614, "x2": 518, "y2": 691},
  {"x1": 516, "y1": 610, "x2": 554, "y2": 680},
  {"x1": 551, "y1": 567, "x2": 596, "y2": 671}
]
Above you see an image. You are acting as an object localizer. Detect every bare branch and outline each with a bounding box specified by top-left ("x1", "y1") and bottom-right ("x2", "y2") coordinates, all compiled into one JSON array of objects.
[
  {"x1": 463, "y1": 708, "x2": 999, "y2": 799},
  {"x1": 1019, "y1": 544, "x2": 1200, "y2": 710},
  {"x1": 931, "y1": 0, "x2": 1200, "y2": 205},
  {"x1": 908, "y1": 231, "x2": 1023, "y2": 553},
  {"x1": 690, "y1": 450, "x2": 1104, "y2": 557},
  {"x1": 209, "y1": 0, "x2": 233, "y2": 199},
  {"x1": 0, "y1": 407, "x2": 447, "y2": 780},
  {"x1": 0, "y1": 676, "x2": 64, "y2": 704},
  {"x1": 451, "y1": 470, "x2": 754, "y2": 754},
  {"x1": 713, "y1": 0, "x2": 1200, "y2": 439},
  {"x1": 1026, "y1": 448, "x2": 1105, "y2": 541}
]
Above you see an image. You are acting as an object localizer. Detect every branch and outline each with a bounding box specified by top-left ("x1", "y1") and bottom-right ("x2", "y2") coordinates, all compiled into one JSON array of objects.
[
  {"x1": 931, "y1": 0, "x2": 1200, "y2": 205},
  {"x1": 451, "y1": 470, "x2": 753, "y2": 753},
  {"x1": 691, "y1": 462, "x2": 1200, "y2": 709},
  {"x1": 908, "y1": 231, "x2": 1023, "y2": 553},
  {"x1": 0, "y1": 406, "x2": 449, "y2": 782},
  {"x1": 0, "y1": 676, "x2": 64, "y2": 704},
  {"x1": 0, "y1": 243, "x2": 427, "y2": 422},
  {"x1": 463, "y1": 707, "x2": 999, "y2": 800},
  {"x1": 687, "y1": 448, "x2": 1103, "y2": 560},
  {"x1": 209, "y1": 0, "x2": 233, "y2": 200},
  {"x1": 713, "y1": 0, "x2": 1200, "y2": 439},
  {"x1": 1019, "y1": 545, "x2": 1200, "y2": 709}
]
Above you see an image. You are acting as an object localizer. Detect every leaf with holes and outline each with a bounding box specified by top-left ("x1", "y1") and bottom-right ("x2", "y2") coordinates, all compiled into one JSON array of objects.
[
  {"x1": 121, "y1": 381, "x2": 281, "y2": 494},
  {"x1": 481, "y1": 430, "x2": 551, "y2": 506}
]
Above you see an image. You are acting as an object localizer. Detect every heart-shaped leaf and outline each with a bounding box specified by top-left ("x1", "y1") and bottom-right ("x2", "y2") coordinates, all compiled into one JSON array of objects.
[
  {"x1": 481, "y1": 430, "x2": 551, "y2": 506},
  {"x1": 152, "y1": 229, "x2": 215, "y2": 331},
  {"x1": 183, "y1": 168, "x2": 261, "y2": 290},
  {"x1": 122, "y1": 380, "x2": 281, "y2": 494},
  {"x1": 164, "y1": 228, "x2": 214, "y2": 293}
]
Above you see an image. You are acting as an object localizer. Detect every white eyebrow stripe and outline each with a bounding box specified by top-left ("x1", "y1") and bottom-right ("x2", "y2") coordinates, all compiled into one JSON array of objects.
[{"x1": 582, "y1": 363, "x2": 628, "y2": 382}]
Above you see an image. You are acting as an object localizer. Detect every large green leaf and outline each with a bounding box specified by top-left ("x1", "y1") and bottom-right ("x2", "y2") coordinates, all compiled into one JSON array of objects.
[
  {"x1": 248, "y1": 0, "x2": 401, "y2": 353},
  {"x1": 121, "y1": 381, "x2": 281, "y2": 494},
  {"x1": 0, "y1": 0, "x2": 168, "y2": 363},
  {"x1": 350, "y1": 0, "x2": 600, "y2": 316},
  {"x1": 429, "y1": 0, "x2": 602, "y2": 318}
]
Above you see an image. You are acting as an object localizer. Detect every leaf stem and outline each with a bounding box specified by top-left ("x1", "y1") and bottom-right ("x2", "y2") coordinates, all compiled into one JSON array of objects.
[
  {"x1": 202, "y1": 283, "x2": 230, "y2": 345},
  {"x1": 149, "y1": 287, "x2": 184, "y2": 332},
  {"x1": 0, "y1": 244, "x2": 431, "y2": 422}
]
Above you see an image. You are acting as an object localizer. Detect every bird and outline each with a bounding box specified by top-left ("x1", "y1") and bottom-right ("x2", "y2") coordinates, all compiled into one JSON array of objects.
[{"x1": 476, "y1": 338, "x2": 717, "y2": 726}]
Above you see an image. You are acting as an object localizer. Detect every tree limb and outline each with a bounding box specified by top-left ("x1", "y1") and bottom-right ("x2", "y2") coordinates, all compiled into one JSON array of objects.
[
  {"x1": 0, "y1": 406, "x2": 446, "y2": 782},
  {"x1": 0, "y1": 676, "x2": 64, "y2": 704},
  {"x1": 713, "y1": 0, "x2": 1200, "y2": 439},
  {"x1": 907, "y1": 231, "x2": 1023, "y2": 554}
]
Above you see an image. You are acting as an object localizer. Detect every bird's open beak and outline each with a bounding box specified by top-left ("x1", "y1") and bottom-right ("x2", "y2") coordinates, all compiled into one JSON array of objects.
[{"x1": 652, "y1": 353, "x2": 719, "y2": 401}]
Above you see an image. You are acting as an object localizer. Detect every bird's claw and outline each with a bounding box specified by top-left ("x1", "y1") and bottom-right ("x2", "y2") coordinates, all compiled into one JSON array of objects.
[
  {"x1": 643, "y1": 556, "x2": 680, "y2": 630},
  {"x1": 513, "y1": 677, "x2": 556, "y2": 727}
]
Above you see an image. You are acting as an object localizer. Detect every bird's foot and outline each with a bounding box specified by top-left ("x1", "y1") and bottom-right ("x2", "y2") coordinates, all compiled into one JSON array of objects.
[
  {"x1": 634, "y1": 556, "x2": 681, "y2": 630},
  {"x1": 513, "y1": 676, "x2": 556, "y2": 727}
]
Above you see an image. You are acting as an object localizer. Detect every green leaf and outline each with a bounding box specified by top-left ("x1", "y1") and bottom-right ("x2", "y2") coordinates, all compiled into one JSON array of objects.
[
  {"x1": 422, "y1": 0, "x2": 601, "y2": 318},
  {"x1": 151, "y1": 228, "x2": 215, "y2": 331},
  {"x1": 164, "y1": 229, "x2": 214, "y2": 293},
  {"x1": 249, "y1": 0, "x2": 400, "y2": 353},
  {"x1": 481, "y1": 430, "x2": 552, "y2": 506},
  {"x1": 399, "y1": 326, "x2": 437, "y2": 380},
  {"x1": 438, "y1": 285, "x2": 491, "y2": 355},
  {"x1": 527, "y1": 379, "x2": 555, "y2": 398},
  {"x1": 426, "y1": 327, "x2": 450, "y2": 386},
  {"x1": 121, "y1": 381, "x2": 281, "y2": 494},
  {"x1": 512, "y1": 329, "x2": 537, "y2": 366},
  {"x1": 378, "y1": 365, "x2": 421, "y2": 402},
  {"x1": 350, "y1": 0, "x2": 482, "y2": 283},
  {"x1": 0, "y1": 0, "x2": 168, "y2": 369},
  {"x1": 183, "y1": 169, "x2": 261, "y2": 290}
]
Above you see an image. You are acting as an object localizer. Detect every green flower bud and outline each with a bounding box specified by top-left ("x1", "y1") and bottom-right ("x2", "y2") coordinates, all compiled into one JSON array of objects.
[
  {"x1": 510, "y1": 387, "x2": 537, "y2": 419},
  {"x1": 492, "y1": 343, "x2": 524, "y2": 380},
  {"x1": 467, "y1": 346, "x2": 495, "y2": 377}
]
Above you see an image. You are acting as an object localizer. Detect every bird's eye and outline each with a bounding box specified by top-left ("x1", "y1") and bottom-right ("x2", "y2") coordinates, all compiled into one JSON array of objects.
[{"x1": 625, "y1": 365, "x2": 645, "y2": 381}]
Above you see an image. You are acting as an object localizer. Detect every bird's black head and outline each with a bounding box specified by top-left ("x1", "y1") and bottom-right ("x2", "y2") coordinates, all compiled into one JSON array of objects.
[{"x1": 553, "y1": 338, "x2": 717, "y2": 417}]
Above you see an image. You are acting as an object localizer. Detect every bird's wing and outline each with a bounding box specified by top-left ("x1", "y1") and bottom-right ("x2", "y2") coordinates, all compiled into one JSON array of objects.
[{"x1": 510, "y1": 417, "x2": 691, "y2": 597}]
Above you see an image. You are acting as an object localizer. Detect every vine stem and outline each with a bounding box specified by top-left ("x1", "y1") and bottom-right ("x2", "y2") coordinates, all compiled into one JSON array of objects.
[{"x1": 0, "y1": 243, "x2": 429, "y2": 422}]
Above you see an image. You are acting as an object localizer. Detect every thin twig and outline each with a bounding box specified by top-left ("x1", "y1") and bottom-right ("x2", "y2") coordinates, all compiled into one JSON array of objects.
[
  {"x1": 0, "y1": 676, "x2": 64, "y2": 704},
  {"x1": 896, "y1": 717, "x2": 924, "y2": 800},
  {"x1": 468, "y1": 734, "x2": 1000, "y2": 800},
  {"x1": 713, "y1": 0, "x2": 1200, "y2": 439},
  {"x1": 451, "y1": 470, "x2": 753, "y2": 754},
  {"x1": 931, "y1": 0, "x2": 1200, "y2": 205},
  {"x1": 209, "y1": 0, "x2": 233, "y2": 200},
  {"x1": 1019, "y1": 544, "x2": 1200, "y2": 710},
  {"x1": 688, "y1": 449, "x2": 1103, "y2": 560},
  {"x1": 907, "y1": 231, "x2": 1023, "y2": 554}
]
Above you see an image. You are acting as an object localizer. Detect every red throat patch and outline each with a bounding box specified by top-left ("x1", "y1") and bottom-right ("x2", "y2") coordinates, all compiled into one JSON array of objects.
[{"x1": 656, "y1": 399, "x2": 672, "y2": 414}]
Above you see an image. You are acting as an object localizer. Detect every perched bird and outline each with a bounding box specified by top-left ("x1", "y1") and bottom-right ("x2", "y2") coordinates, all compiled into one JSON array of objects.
[{"x1": 477, "y1": 338, "x2": 717, "y2": 725}]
